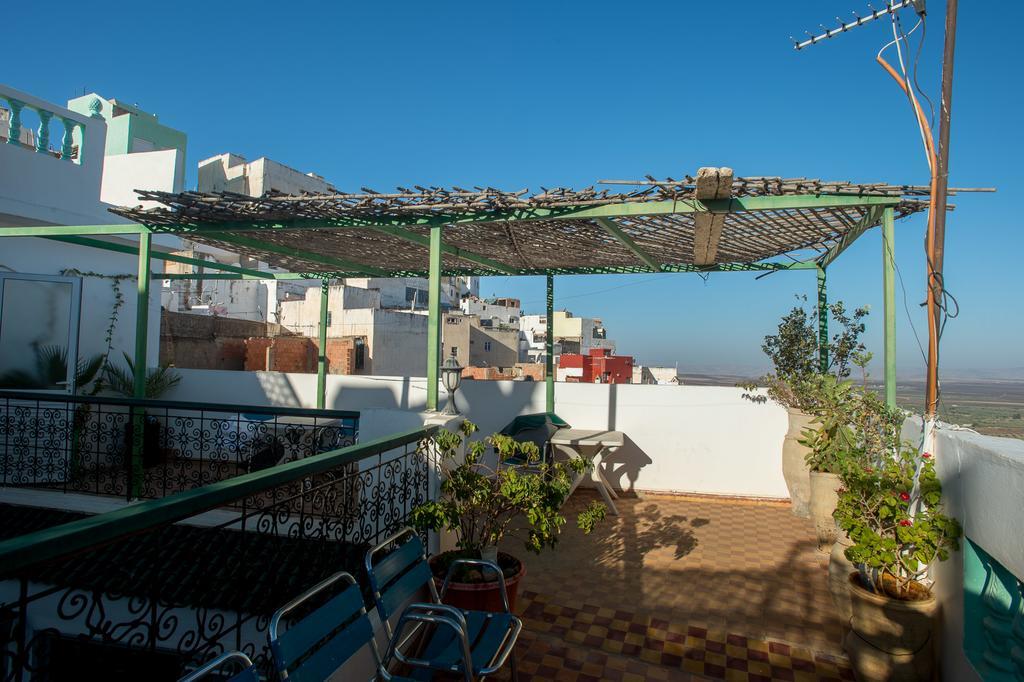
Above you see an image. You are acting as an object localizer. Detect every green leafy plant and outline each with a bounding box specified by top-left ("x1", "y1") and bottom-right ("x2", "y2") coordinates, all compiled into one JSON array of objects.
[
  {"x1": 411, "y1": 421, "x2": 606, "y2": 557},
  {"x1": 744, "y1": 297, "x2": 870, "y2": 412},
  {"x1": 103, "y1": 352, "x2": 181, "y2": 399},
  {"x1": 834, "y1": 444, "x2": 961, "y2": 600},
  {"x1": 0, "y1": 343, "x2": 104, "y2": 392}
]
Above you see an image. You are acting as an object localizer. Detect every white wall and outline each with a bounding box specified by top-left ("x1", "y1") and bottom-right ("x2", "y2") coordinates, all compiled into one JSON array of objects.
[
  {"x1": 166, "y1": 370, "x2": 790, "y2": 499},
  {"x1": 100, "y1": 148, "x2": 183, "y2": 208},
  {"x1": 0, "y1": 239, "x2": 161, "y2": 371},
  {"x1": 901, "y1": 418, "x2": 1024, "y2": 682}
]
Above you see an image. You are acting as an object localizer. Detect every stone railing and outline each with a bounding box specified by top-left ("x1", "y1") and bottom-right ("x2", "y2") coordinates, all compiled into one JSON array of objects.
[
  {"x1": 0, "y1": 88, "x2": 89, "y2": 164},
  {"x1": 965, "y1": 539, "x2": 1024, "y2": 679}
]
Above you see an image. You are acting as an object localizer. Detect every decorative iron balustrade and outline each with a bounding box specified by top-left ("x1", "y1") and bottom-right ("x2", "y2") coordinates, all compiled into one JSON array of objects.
[
  {"x1": 0, "y1": 426, "x2": 437, "y2": 680},
  {"x1": 0, "y1": 390, "x2": 358, "y2": 504}
]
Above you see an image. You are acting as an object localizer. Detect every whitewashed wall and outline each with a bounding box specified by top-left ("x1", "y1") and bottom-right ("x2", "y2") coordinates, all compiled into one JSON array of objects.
[
  {"x1": 901, "y1": 418, "x2": 1024, "y2": 682},
  {"x1": 166, "y1": 370, "x2": 790, "y2": 498}
]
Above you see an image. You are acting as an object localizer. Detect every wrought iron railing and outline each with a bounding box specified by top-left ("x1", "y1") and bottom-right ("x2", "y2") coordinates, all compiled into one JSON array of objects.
[
  {"x1": 0, "y1": 426, "x2": 437, "y2": 680},
  {"x1": 0, "y1": 390, "x2": 359, "y2": 503}
]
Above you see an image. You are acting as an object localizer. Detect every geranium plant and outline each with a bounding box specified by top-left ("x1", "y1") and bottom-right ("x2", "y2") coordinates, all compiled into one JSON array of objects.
[
  {"x1": 834, "y1": 444, "x2": 961, "y2": 599},
  {"x1": 411, "y1": 421, "x2": 606, "y2": 559}
]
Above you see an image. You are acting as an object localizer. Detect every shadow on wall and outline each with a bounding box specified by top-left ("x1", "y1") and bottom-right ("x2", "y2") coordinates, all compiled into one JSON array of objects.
[{"x1": 601, "y1": 434, "x2": 653, "y2": 494}]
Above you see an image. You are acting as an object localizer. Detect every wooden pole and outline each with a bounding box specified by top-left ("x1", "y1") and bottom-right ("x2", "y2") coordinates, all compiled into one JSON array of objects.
[{"x1": 925, "y1": 0, "x2": 959, "y2": 419}]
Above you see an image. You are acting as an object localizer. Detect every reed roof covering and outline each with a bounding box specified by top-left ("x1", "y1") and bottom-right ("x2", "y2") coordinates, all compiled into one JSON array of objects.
[{"x1": 110, "y1": 173, "x2": 933, "y2": 277}]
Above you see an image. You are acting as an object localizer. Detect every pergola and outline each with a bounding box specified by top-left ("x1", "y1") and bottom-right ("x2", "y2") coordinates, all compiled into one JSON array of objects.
[{"x1": 2, "y1": 169, "x2": 941, "y2": 412}]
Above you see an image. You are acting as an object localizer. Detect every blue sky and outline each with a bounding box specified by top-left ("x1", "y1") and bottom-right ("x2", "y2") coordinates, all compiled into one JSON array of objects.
[{"x1": 8, "y1": 1, "x2": 1020, "y2": 376}]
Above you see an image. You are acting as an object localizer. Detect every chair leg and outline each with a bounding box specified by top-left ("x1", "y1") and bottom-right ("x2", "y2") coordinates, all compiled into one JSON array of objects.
[{"x1": 509, "y1": 648, "x2": 519, "y2": 681}]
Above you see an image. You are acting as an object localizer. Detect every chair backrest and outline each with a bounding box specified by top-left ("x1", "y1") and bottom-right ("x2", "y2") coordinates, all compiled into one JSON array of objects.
[
  {"x1": 365, "y1": 528, "x2": 437, "y2": 632},
  {"x1": 178, "y1": 651, "x2": 257, "y2": 682},
  {"x1": 268, "y1": 571, "x2": 379, "y2": 682}
]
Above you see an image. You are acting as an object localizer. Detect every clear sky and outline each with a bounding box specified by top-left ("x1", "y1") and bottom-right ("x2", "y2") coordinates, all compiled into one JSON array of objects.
[{"x1": 8, "y1": 1, "x2": 1021, "y2": 377}]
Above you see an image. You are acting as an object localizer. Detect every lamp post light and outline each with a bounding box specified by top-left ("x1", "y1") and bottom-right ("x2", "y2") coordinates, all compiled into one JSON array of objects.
[{"x1": 440, "y1": 348, "x2": 463, "y2": 416}]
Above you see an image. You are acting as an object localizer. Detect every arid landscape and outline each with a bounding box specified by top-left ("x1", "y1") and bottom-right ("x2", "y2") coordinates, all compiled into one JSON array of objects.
[{"x1": 680, "y1": 373, "x2": 1024, "y2": 440}]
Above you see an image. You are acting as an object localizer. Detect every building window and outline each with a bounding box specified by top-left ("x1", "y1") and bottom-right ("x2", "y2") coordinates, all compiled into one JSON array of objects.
[
  {"x1": 405, "y1": 287, "x2": 428, "y2": 307},
  {"x1": 354, "y1": 338, "x2": 365, "y2": 369},
  {"x1": 451, "y1": 346, "x2": 458, "y2": 357},
  {"x1": 484, "y1": 341, "x2": 492, "y2": 352},
  {"x1": 326, "y1": 311, "x2": 332, "y2": 326}
]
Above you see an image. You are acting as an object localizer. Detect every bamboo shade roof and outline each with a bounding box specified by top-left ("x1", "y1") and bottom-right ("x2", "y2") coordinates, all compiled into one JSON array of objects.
[{"x1": 109, "y1": 173, "x2": 935, "y2": 277}]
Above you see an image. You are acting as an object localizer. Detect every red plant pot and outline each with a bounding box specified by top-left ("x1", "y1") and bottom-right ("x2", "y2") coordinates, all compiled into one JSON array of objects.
[{"x1": 429, "y1": 552, "x2": 526, "y2": 613}]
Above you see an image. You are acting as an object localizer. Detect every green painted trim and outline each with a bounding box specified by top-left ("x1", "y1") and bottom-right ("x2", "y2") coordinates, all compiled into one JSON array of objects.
[
  {"x1": 817, "y1": 266, "x2": 829, "y2": 373},
  {"x1": 0, "y1": 224, "x2": 149, "y2": 237},
  {"x1": 546, "y1": 274, "x2": 555, "y2": 413},
  {"x1": 141, "y1": 194, "x2": 903, "y2": 236},
  {"x1": 365, "y1": 225, "x2": 518, "y2": 274},
  {"x1": 152, "y1": 272, "x2": 315, "y2": 281},
  {"x1": 426, "y1": 227, "x2": 442, "y2": 411},
  {"x1": 0, "y1": 427, "x2": 435, "y2": 575},
  {"x1": 882, "y1": 208, "x2": 897, "y2": 407},
  {"x1": 819, "y1": 205, "x2": 886, "y2": 268},
  {"x1": 43, "y1": 235, "x2": 283, "y2": 278},
  {"x1": 200, "y1": 232, "x2": 389, "y2": 277},
  {"x1": 594, "y1": 218, "x2": 662, "y2": 272},
  {"x1": 317, "y1": 280, "x2": 329, "y2": 410}
]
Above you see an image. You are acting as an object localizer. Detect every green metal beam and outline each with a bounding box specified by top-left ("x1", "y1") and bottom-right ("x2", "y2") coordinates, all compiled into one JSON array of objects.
[
  {"x1": 426, "y1": 226, "x2": 442, "y2": 411},
  {"x1": 138, "y1": 194, "x2": 904, "y2": 235},
  {"x1": 152, "y1": 272, "x2": 315, "y2": 281},
  {"x1": 43, "y1": 235, "x2": 284, "y2": 278},
  {"x1": 818, "y1": 205, "x2": 886, "y2": 268},
  {"x1": 317, "y1": 280, "x2": 329, "y2": 410},
  {"x1": 546, "y1": 274, "x2": 555, "y2": 413},
  {"x1": 0, "y1": 427, "x2": 435, "y2": 574},
  {"x1": 817, "y1": 266, "x2": 829, "y2": 373},
  {"x1": 199, "y1": 232, "x2": 390, "y2": 277},
  {"x1": 0, "y1": 223, "x2": 149, "y2": 237},
  {"x1": 882, "y1": 207, "x2": 897, "y2": 407},
  {"x1": 131, "y1": 232, "x2": 152, "y2": 498},
  {"x1": 594, "y1": 218, "x2": 662, "y2": 272},
  {"x1": 365, "y1": 225, "x2": 518, "y2": 274}
]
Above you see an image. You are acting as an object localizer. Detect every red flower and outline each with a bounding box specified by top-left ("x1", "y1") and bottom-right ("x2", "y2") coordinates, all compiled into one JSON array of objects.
[
  {"x1": 863, "y1": 466, "x2": 873, "y2": 473},
  {"x1": 922, "y1": 453, "x2": 933, "y2": 459},
  {"x1": 899, "y1": 519, "x2": 912, "y2": 527},
  {"x1": 899, "y1": 492, "x2": 910, "y2": 502}
]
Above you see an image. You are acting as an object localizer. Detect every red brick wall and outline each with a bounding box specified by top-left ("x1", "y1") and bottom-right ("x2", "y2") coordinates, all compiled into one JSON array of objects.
[{"x1": 244, "y1": 336, "x2": 359, "y2": 374}]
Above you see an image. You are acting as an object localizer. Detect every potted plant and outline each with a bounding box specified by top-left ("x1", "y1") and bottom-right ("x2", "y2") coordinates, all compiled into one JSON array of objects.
[
  {"x1": 749, "y1": 299, "x2": 869, "y2": 518},
  {"x1": 104, "y1": 353, "x2": 181, "y2": 467},
  {"x1": 834, "y1": 443, "x2": 961, "y2": 680},
  {"x1": 411, "y1": 421, "x2": 606, "y2": 612}
]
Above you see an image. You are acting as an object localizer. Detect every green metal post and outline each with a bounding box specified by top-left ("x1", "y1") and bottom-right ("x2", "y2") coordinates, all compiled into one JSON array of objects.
[
  {"x1": 317, "y1": 279, "x2": 329, "y2": 409},
  {"x1": 546, "y1": 274, "x2": 555, "y2": 413},
  {"x1": 817, "y1": 266, "x2": 828, "y2": 373},
  {"x1": 882, "y1": 207, "x2": 897, "y2": 407},
  {"x1": 426, "y1": 226, "x2": 443, "y2": 411},
  {"x1": 131, "y1": 232, "x2": 152, "y2": 498}
]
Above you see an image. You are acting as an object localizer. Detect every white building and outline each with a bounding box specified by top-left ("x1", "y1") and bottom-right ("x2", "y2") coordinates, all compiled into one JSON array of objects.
[
  {"x1": 197, "y1": 153, "x2": 337, "y2": 197},
  {"x1": 633, "y1": 366, "x2": 682, "y2": 385},
  {"x1": 520, "y1": 309, "x2": 615, "y2": 361},
  {"x1": 459, "y1": 296, "x2": 520, "y2": 327},
  {"x1": 0, "y1": 86, "x2": 173, "y2": 384},
  {"x1": 344, "y1": 277, "x2": 476, "y2": 311}
]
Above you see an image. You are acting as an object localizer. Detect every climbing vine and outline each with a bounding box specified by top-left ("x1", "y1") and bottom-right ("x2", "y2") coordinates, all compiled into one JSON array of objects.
[{"x1": 60, "y1": 269, "x2": 133, "y2": 394}]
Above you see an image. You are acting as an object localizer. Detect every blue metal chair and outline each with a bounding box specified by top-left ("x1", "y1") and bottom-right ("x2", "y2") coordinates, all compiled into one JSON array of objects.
[
  {"x1": 178, "y1": 651, "x2": 258, "y2": 682},
  {"x1": 366, "y1": 528, "x2": 522, "y2": 681},
  {"x1": 269, "y1": 571, "x2": 402, "y2": 681},
  {"x1": 496, "y1": 412, "x2": 569, "y2": 467}
]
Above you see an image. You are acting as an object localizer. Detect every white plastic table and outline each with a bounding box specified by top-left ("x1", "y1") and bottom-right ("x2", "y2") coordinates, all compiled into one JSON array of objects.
[{"x1": 550, "y1": 429, "x2": 623, "y2": 515}]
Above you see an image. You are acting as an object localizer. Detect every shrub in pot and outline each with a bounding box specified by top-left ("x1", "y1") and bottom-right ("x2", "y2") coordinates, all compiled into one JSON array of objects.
[
  {"x1": 411, "y1": 421, "x2": 606, "y2": 612},
  {"x1": 834, "y1": 444, "x2": 961, "y2": 680},
  {"x1": 746, "y1": 299, "x2": 869, "y2": 518},
  {"x1": 104, "y1": 353, "x2": 181, "y2": 467}
]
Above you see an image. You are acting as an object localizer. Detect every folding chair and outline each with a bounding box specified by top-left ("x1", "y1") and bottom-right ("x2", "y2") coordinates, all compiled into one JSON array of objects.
[
  {"x1": 496, "y1": 412, "x2": 569, "y2": 467},
  {"x1": 269, "y1": 571, "x2": 403, "y2": 681},
  {"x1": 365, "y1": 528, "x2": 521, "y2": 681},
  {"x1": 178, "y1": 651, "x2": 258, "y2": 682}
]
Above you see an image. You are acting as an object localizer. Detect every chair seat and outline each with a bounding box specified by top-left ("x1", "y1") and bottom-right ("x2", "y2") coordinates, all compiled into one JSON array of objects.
[{"x1": 412, "y1": 610, "x2": 519, "y2": 678}]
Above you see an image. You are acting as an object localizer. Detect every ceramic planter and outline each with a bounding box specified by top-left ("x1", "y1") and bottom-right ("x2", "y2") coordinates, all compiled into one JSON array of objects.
[
  {"x1": 809, "y1": 471, "x2": 843, "y2": 551},
  {"x1": 782, "y1": 409, "x2": 814, "y2": 518},
  {"x1": 844, "y1": 573, "x2": 937, "y2": 681},
  {"x1": 430, "y1": 552, "x2": 526, "y2": 613},
  {"x1": 827, "y1": 533, "x2": 854, "y2": 623}
]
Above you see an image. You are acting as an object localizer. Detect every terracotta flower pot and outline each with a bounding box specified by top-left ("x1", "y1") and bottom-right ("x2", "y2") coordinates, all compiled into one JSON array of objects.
[
  {"x1": 429, "y1": 552, "x2": 526, "y2": 613},
  {"x1": 827, "y1": 533, "x2": 854, "y2": 623},
  {"x1": 844, "y1": 573, "x2": 937, "y2": 681},
  {"x1": 782, "y1": 409, "x2": 814, "y2": 518},
  {"x1": 809, "y1": 471, "x2": 843, "y2": 551}
]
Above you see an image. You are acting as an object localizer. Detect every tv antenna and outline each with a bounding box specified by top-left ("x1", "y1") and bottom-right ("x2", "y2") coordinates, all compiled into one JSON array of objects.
[{"x1": 791, "y1": 0, "x2": 926, "y2": 50}]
